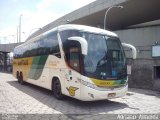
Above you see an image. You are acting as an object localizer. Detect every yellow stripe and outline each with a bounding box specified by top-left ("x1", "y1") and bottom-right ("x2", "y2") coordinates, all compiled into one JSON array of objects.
[
  {"x1": 91, "y1": 78, "x2": 124, "y2": 87},
  {"x1": 13, "y1": 57, "x2": 33, "y2": 80}
]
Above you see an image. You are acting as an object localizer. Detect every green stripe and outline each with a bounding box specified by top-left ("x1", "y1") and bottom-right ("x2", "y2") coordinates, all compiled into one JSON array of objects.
[
  {"x1": 29, "y1": 55, "x2": 48, "y2": 80},
  {"x1": 114, "y1": 78, "x2": 127, "y2": 86}
]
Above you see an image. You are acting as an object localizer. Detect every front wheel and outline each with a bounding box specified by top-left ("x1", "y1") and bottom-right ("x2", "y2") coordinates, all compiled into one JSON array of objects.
[{"x1": 53, "y1": 79, "x2": 63, "y2": 100}]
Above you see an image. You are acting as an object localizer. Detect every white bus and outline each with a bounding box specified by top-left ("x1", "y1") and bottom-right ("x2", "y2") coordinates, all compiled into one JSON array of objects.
[{"x1": 13, "y1": 24, "x2": 136, "y2": 101}]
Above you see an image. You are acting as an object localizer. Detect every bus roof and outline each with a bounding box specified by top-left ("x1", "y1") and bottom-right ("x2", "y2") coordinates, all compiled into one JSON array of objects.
[
  {"x1": 14, "y1": 24, "x2": 118, "y2": 52},
  {"x1": 17, "y1": 24, "x2": 118, "y2": 49},
  {"x1": 26, "y1": 24, "x2": 118, "y2": 42},
  {"x1": 57, "y1": 24, "x2": 118, "y2": 37}
]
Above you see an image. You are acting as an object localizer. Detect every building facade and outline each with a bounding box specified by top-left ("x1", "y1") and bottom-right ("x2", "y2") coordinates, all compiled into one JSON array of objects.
[{"x1": 116, "y1": 26, "x2": 160, "y2": 90}]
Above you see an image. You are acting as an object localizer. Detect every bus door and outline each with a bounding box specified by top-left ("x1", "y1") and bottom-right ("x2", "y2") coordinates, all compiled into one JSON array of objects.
[{"x1": 64, "y1": 41, "x2": 82, "y2": 98}]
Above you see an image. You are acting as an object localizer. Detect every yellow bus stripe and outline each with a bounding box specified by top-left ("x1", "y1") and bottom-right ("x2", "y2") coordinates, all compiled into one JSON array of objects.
[{"x1": 91, "y1": 78, "x2": 127, "y2": 87}]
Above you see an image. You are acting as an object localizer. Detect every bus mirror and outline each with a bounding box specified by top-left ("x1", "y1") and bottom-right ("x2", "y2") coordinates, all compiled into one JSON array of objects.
[
  {"x1": 122, "y1": 43, "x2": 137, "y2": 59},
  {"x1": 68, "y1": 37, "x2": 88, "y2": 55}
]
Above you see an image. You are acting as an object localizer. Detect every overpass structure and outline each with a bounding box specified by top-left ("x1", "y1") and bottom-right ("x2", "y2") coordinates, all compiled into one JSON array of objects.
[
  {"x1": 0, "y1": 42, "x2": 23, "y2": 53},
  {"x1": 1, "y1": 0, "x2": 160, "y2": 90},
  {"x1": 28, "y1": 0, "x2": 160, "y2": 39},
  {"x1": 2, "y1": 0, "x2": 160, "y2": 51}
]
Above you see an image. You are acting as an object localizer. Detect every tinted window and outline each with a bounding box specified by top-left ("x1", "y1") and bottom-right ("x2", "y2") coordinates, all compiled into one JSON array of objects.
[
  {"x1": 14, "y1": 31, "x2": 61, "y2": 58},
  {"x1": 47, "y1": 32, "x2": 61, "y2": 57}
]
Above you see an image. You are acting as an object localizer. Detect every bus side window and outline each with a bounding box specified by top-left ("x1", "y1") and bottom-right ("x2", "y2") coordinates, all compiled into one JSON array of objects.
[
  {"x1": 46, "y1": 32, "x2": 61, "y2": 58},
  {"x1": 68, "y1": 47, "x2": 80, "y2": 72}
]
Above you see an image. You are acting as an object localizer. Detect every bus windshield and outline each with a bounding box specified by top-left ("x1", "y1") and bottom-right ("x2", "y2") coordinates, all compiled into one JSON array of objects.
[
  {"x1": 83, "y1": 34, "x2": 126, "y2": 80},
  {"x1": 60, "y1": 30, "x2": 127, "y2": 80}
]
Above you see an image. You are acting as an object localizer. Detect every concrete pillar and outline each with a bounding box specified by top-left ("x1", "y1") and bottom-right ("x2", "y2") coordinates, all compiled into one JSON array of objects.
[{"x1": 4, "y1": 52, "x2": 8, "y2": 71}]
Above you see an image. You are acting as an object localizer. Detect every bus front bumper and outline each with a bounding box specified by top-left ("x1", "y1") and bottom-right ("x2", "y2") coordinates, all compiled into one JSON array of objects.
[{"x1": 80, "y1": 84, "x2": 128, "y2": 101}]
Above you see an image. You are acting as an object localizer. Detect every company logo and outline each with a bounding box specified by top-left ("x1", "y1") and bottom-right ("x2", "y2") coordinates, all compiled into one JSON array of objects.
[{"x1": 66, "y1": 86, "x2": 79, "y2": 96}]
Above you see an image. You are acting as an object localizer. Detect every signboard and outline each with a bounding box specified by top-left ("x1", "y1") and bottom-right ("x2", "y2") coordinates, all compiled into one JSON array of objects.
[
  {"x1": 152, "y1": 45, "x2": 160, "y2": 57},
  {"x1": 127, "y1": 65, "x2": 131, "y2": 75}
]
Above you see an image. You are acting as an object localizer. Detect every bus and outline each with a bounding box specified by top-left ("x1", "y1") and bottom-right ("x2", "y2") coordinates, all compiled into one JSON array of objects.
[{"x1": 13, "y1": 24, "x2": 136, "y2": 101}]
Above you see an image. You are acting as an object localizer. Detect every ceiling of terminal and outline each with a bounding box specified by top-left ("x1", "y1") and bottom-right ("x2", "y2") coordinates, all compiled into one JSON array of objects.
[
  {"x1": 71, "y1": 0, "x2": 160, "y2": 30},
  {"x1": 27, "y1": 0, "x2": 160, "y2": 41}
]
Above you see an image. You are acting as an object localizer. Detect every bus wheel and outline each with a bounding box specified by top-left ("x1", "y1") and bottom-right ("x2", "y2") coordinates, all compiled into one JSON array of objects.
[
  {"x1": 53, "y1": 79, "x2": 63, "y2": 100},
  {"x1": 17, "y1": 72, "x2": 20, "y2": 83},
  {"x1": 19, "y1": 72, "x2": 25, "y2": 85}
]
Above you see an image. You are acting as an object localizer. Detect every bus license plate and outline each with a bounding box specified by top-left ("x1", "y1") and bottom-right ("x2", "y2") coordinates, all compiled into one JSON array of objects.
[{"x1": 108, "y1": 93, "x2": 116, "y2": 97}]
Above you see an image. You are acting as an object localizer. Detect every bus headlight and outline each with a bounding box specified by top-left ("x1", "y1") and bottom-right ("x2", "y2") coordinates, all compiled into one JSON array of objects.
[{"x1": 79, "y1": 79, "x2": 97, "y2": 89}]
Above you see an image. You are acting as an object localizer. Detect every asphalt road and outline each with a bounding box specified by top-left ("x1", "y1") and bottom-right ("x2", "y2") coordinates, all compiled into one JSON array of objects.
[{"x1": 0, "y1": 72, "x2": 160, "y2": 120}]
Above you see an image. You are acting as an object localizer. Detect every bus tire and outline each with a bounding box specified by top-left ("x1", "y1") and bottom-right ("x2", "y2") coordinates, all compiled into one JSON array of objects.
[
  {"x1": 17, "y1": 71, "x2": 20, "y2": 83},
  {"x1": 53, "y1": 79, "x2": 63, "y2": 100},
  {"x1": 19, "y1": 72, "x2": 25, "y2": 85}
]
